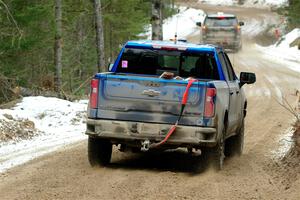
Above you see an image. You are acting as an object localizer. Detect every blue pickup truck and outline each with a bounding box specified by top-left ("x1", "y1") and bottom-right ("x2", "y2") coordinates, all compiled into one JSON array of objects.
[{"x1": 86, "y1": 40, "x2": 256, "y2": 170}]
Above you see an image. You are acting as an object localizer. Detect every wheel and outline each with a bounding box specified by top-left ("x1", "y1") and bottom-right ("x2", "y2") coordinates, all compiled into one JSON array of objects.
[
  {"x1": 232, "y1": 48, "x2": 239, "y2": 53},
  {"x1": 88, "y1": 136, "x2": 112, "y2": 166},
  {"x1": 131, "y1": 147, "x2": 141, "y2": 153},
  {"x1": 203, "y1": 129, "x2": 226, "y2": 171},
  {"x1": 187, "y1": 147, "x2": 193, "y2": 154},
  {"x1": 225, "y1": 120, "x2": 244, "y2": 157},
  {"x1": 233, "y1": 43, "x2": 242, "y2": 53},
  {"x1": 212, "y1": 134, "x2": 225, "y2": 170},
  {"x1": 238, "y1": 42, "x2": 243, "y2": 51}
]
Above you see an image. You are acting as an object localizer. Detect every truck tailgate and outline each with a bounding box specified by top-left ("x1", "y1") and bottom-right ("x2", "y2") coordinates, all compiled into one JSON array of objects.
[
  {"x1": 94, "y1": 73, "x2": 207, "y2": 126},
  {"x1": 206, "y1": 27, "x2": 236, "y2": 39}
]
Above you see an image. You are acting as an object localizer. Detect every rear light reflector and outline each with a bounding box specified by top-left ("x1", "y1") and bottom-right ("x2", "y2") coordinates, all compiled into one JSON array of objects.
[
  {"x1": 235, "y1": 25, "x2": 241, "y2": 33},
  {"x1": 90, "y1": 79, "x2": 99, "y2": 109},
  {"x1": 204, "y1": 88, "x2": 216, "y2": 118},
  {"x1": 152, "y1": 45, "x2": 187, "y2": 51},
  {"x1": 161, "y1": 46, "x2": 179, "y2": 51}
]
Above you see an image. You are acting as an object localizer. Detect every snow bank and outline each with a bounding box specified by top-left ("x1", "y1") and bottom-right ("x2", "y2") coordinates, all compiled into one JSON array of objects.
[
  {"x1": 0, "y1": 96, "x2": 88, "y2": 173},
  {"x1": 243, "y1": 0, "x2": 288, "y2": 7},
  {"x1": 0, "y1": 117, "x2": 40, "y2": 142},
  {"x1": 256, "y1": 28, "x2": 300, "y2": 73},
  {"x1": 242, "y1": 18, "x2": 269, "y2": 37},
  {"x1": 198, "y1": 0, "x2": 235, "y2": 6},
  {"x1": 275, "y1": 28, "x2": 300, "y2": 49},
  {"x1": 163, "y1": 7, "x2": 205, "y2": 40},
  {"x1": 143, "y1": 7, "x2": 206, "y2": 40},
  {"x1": 198, "y1": 0, "x2": 288, "y2": 7}
]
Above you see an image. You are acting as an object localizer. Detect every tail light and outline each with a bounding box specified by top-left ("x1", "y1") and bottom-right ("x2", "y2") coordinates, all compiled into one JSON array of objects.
[
  {"x1": 202, "y1": 25, "x2": 207, "y2": 33},
  {"x1": 90, "y1": 79, "x2": 99, "y2": 109},
  {"x1": 235, "y1": 25, "x2": 241, "y2": 33},
  {"x1": 204, "y1": 88, "x2": 216, "y2": 118}
]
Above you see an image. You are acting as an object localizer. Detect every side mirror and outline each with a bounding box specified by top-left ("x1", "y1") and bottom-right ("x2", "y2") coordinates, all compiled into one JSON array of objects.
[
  {"x1": 108, "y1": 63, "x2": 114, "y2": 71},
  {"x1": 239, "y1": 72, "x2": 256, "y2": 87},
  {"x1": 196, "y1": 22, "x2": 202, "y2": 27},
  {"x1": 239, "y1": 21, "x2": 244, "y2": 26}
]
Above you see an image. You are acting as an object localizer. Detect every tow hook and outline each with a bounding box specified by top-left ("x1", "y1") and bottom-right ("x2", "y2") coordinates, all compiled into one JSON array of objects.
[{"x1": 141, "y1": 140, "x2": 150, "y2": 152}]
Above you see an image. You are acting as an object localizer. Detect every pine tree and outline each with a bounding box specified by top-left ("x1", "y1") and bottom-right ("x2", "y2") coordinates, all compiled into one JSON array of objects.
[
  {"x1": 0, "y1": 0, "x2": 54, "y2": 87},
  {"x1": 287, "y1": 0, "x2": 300, "y2": 29}
]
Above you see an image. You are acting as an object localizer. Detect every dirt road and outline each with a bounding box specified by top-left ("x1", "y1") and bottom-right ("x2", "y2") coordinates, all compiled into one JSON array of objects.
[{"x1": 1, "y1": 2, "x2": 299, "y2": 200}]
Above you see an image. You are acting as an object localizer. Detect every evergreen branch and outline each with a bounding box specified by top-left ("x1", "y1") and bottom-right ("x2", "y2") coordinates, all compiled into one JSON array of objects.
[{"x1": 0, "y1": 0, "x2": 23, "y2": 38}]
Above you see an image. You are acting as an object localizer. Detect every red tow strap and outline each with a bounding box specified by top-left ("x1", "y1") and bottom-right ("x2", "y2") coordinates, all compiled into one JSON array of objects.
[
  {"x1": 181, "y1": 79, "x2": 197, "y2": 105},
  {"x1": 150, "y1": 79, "x2": 197, "y2": 148}
]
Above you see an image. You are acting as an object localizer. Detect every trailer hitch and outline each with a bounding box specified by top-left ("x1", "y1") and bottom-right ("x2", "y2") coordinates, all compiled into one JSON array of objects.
[{"x1": 141, "y1": 140, "x2": 150, "y2": 152}]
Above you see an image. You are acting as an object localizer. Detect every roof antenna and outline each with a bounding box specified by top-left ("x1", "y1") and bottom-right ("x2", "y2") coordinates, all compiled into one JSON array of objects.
[{"x1": 174, "y1": 9, "x2": 180, "y2": 44}]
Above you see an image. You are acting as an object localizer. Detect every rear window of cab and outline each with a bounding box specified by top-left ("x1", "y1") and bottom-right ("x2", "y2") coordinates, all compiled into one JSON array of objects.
[
  {"x1": 116, "y1": 47, "x2": 220, "y2": 80},
  {"x1": 204, "y1": 17, "x2": 238, "y2": 27}
]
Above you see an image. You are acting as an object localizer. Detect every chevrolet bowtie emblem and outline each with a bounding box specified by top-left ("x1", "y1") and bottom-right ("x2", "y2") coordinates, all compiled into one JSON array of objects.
[{"x1": 142, "y1": 89, "x2": 161, "y2": 97}]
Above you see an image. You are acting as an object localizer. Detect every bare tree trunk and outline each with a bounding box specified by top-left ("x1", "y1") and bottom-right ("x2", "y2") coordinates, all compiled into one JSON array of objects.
[
  {"x1": 151, "y1": 0, "x2": 163, "y2": 40},
  {"x1": 93, "y1": 0, "x2": 105, "y2": 72},
  {"x1": 109, "y1": 23, "x2": 113, "y2": 62},
  {"x1": 76, "y1": 15, "x2": 84, "y2": 80},
  {"x1": 54, "y1": 0, "x2": 62, "y2": 94}
]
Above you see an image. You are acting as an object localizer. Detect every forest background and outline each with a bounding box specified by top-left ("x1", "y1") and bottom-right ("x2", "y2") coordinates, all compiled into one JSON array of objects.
[{"x1": 0, "y1": 0, "x2": 175, "y2": 99}]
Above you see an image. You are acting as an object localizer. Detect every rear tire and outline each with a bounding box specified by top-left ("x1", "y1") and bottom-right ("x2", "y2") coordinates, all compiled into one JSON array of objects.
[
  {"x1": 225, "y1": 120, "x2": 244, "y2": 157},
  {"x1": 88, "y1": 136, "x2": 112, "y2": 167},
  {"x1": 203, "y1": 129, "x2": 225, "y2": 171}
]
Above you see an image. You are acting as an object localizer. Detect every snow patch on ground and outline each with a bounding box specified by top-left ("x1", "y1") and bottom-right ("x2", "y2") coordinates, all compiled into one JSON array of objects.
[
  {"x1": 243, "y1": 0, "x2": 288, "y2": 7},
  {"x1": 242, "y1": 18, "x2": 269, "y2": 37},
  {"x1": 0, "y1": 96, "x2": 87, "y2": 173},
  {"x1": 198, "y1": 0, "x2": 288, "y2": 7},
  {"x1": 256, "y1": 28, "x2": 300, "y2": 73},
  {"x1": 143, "y1": 7, "x2": 206, "y2": 40},
  {"x1": 264, "y1": 76, "x2": 284, "y2": 103},
  {"x1": 198, "y1": 0, "x2": 236, "y2": 6},
  {"x1": 271, "y1": 127, "x2": 294, "y2": 160},
  {"x1": 0, "y1": 117, "x2": 40, "y2": 142},
  {"x1": 163, "y1": 7, "x2": 205, "y2": 40}
]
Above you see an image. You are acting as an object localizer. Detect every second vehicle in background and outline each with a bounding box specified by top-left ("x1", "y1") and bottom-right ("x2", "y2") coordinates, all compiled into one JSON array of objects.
[{"x1": 196, "y1": 12, "x2": 244, "y2": 52}]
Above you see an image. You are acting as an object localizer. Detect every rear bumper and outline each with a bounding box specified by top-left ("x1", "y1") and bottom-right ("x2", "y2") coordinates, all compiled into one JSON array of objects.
[
  {"x1": 86, "y1": 119, "x2": 217, "y2": 148},
  {"x1": 203, "y1": 37, "x2": 241, "y2": 49}
]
